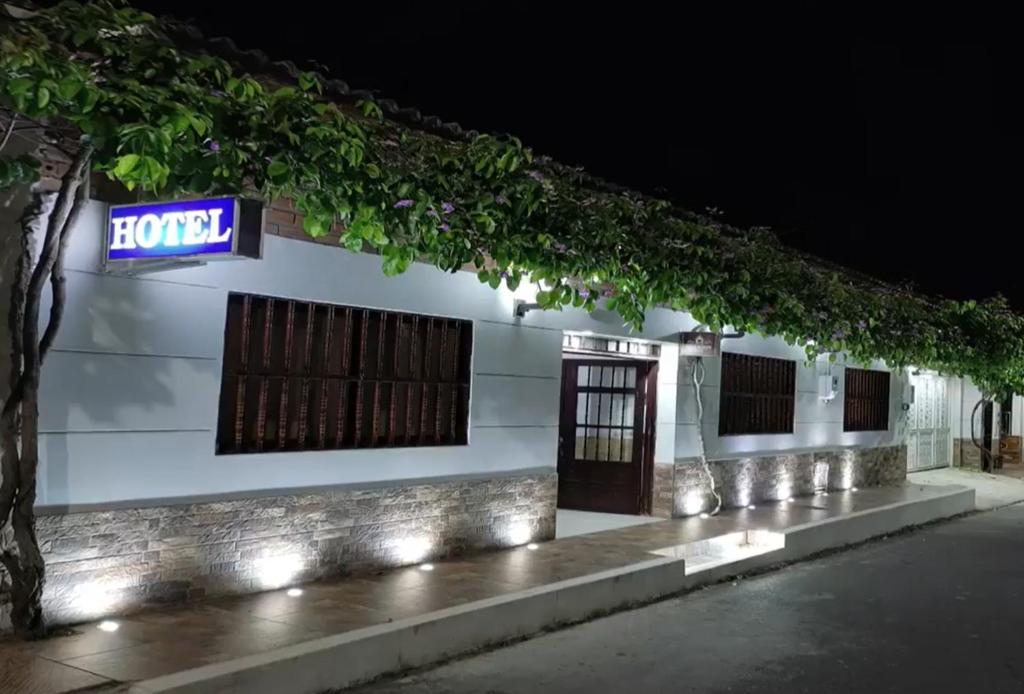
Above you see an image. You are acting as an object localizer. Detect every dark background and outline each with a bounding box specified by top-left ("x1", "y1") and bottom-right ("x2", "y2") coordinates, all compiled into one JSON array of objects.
[{"x1": 136, "y1": 1, "x2": 1023, "y2": 306}]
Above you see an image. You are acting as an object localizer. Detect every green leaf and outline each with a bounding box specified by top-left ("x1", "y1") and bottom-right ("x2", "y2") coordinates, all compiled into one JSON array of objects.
[
  {"x1": 6, "y1": 78, "x2": 32, "y2": 97},
  {"x1": 303, "y1": 215, "x2": 328, "y2": 238},
  {"x1": 57, "y1": 77, "x2": 82, "y2": 101},
  {"x1": 112, "y1": 154, "x2": 141, "y2": 178},
  {"x1": 35, "y1": 86, "x2": 50, "y2": 110},
  {"x1": 341, "y1": 232, "x2": 364, "y2": 252},
  {"x1": 266, "y1": 159, "x2": 290, "y2": 183}
]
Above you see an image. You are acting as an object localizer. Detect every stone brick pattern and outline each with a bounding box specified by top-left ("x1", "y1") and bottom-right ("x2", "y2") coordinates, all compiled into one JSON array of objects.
[
  {"x1": 664, "y1": 445, "x2": 907, "y2": 516},
  {"x1": 953, "y1": 438, "x2": 983, "y2": 469},
  {"x1": 652, "y1": 464, "x2": 675, "y2": 518},
  {"x1": 0, "y1": 472, "x2": 556, "y2": 630}
]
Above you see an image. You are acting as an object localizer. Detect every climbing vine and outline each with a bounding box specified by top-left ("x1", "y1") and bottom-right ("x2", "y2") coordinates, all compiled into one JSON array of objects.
[{"x1": 1, "y1": 0, "x2": 1022, "y2": 403}]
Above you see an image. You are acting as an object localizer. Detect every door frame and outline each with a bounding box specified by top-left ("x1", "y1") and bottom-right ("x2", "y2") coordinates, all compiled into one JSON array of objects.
[{"x1": 556, "y1": 356, "x2": 658, "y2": 515}]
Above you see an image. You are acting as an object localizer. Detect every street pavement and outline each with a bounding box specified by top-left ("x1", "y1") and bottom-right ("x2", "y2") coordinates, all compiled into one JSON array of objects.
[{"x1": 353, "y1": 503, "x2": 1024, "y2": 694}]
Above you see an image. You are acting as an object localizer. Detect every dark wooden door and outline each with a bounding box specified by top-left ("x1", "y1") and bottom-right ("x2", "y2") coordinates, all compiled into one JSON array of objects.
[{"x1": 557, "y1": 359, "x2": 656, "y2": 514}]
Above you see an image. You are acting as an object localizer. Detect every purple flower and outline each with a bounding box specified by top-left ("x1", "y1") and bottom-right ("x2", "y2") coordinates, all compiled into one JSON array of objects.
[
  {"x1": 832, "y1": 329, "x2": 847, "y2": 340},
  {"x1": 207, "y1": 140, "x2": 220, "y2": 152},
  {"x1": 439, "y1": 223, "x2": 450, "y2": 232},
  {"x1": 500, "y1": 270, "x2": 509, "y2": 280},
  {"x1": 579, "y1": 288, "x2": 591, "y2": 299},
  {"x1": 426, "y1": 208, "x2": 439, "y2": 218},
  {"x1": 393, "y1": 199, "x2": 414, "y2": 209},
  {"x1": 553, "y1": 242, "x2": 568, "y2": 253},
  {"x1": 527, "y1": 170, "x2": 545, "y2": 182},
  {"x1": 602, "y1": 288, "x2": 614, "y2": 298},
  {"x1": 441, "y1": 201, "x2": 455, "y2": 215},
  {"x1": 856, "y1": 320, "x2": 868, "y2": 330},
  {"x1": 495, "y1": 194, "x2": 509, "y2": 205}
]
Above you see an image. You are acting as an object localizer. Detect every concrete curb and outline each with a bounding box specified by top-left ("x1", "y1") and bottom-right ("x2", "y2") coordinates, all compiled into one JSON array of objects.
[{"x1": 128, "y1": 485, "x2": 974, "y2": 694}]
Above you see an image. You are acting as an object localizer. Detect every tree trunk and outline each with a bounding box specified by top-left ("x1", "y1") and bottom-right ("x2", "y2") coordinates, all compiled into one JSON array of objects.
[{"x1": 0, "y1": 142, "x2": 92, "y2": 636}]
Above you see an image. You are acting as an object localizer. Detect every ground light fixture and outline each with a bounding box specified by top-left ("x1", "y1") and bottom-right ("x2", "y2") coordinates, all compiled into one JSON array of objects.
[
  {"x1": 97, "y1": 620, "x2": 119, "y2": 632},
  {"x1": 699, "y1": 513, "x2": 710, "y2": 519},
  {"x1": 747, "y1": 504, "x2": 756, "y2": 510},
  {"x1": 419, "y1": 563, "x2": 435, "y2": 571},
  {"x1": 526, "y1": 543, "x2": 539, "y2": 551},
  {"x1": 851, "y1": 487, "x2": 859, "y2": 493},
  {"x1": 286, "y1": 588, "x2": 303, "y2": 597},
  {"x1": 787, "y1": 497, "x2": 795, "y2": 503}
]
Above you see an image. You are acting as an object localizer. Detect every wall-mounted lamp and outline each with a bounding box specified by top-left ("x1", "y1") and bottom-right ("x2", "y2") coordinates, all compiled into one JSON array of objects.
[{"x1": 513, "y1": 300, "x2": 541, "y2": 319}]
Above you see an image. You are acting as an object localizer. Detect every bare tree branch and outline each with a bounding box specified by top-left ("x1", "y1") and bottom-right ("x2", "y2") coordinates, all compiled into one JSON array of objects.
[
  {"x1": 0, "y1": 115, "x2": 16, "y2": 153},
  {"x1": 2, "y1": 144, "x2": 92, "y2": 418},
  {"x1": 39, "y1": 173, "x2": 90, "y2": 362},
  {"x1": 0, "y1": 191, "x2": 42, "y2": 536}
]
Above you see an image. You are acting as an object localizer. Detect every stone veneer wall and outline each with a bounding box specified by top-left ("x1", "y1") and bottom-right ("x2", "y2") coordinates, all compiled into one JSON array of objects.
[
  {"x1": 952, "y1": 438, "x2": 983, "y2": 469},
  {"x1": 0, "y1": 471, "x2": 556, "y2": 630},
  {"x1": 652, "y1": 445, "x2": 907, "y2": 517}
]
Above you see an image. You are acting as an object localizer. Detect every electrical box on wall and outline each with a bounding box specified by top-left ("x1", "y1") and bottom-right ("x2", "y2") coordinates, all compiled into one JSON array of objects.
[
  {"x1": 902, "y1": 383, "x2": 915, "y2": 411},
  {"x1": 818, "y1": 374, "x2": 838, "y2": 401}
]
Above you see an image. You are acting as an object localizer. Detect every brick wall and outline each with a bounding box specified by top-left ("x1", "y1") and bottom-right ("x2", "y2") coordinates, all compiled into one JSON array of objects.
[
  {"x1": 0, "y1": 471, "x2": 556, "y2": 630},
  {"x1": 654, "y1": 445, "x2": 907, "y2": 517}
]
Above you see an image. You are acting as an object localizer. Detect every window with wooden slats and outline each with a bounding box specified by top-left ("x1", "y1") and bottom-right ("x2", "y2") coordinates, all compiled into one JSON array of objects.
[
  {"x1": 718, "y1": 353, "x2": 796, "y2": 436},
  {"x1": 843, "y1": 367, "x2": 890, "y2": 432},
  {"x1": 216, "y1": 293, "x2": 472, "y2": 454}
]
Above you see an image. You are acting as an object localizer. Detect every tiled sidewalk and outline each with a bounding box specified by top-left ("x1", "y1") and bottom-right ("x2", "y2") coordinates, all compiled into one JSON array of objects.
[{"x1": 0, "y1": 483, "x2": 962, "y2": 693}]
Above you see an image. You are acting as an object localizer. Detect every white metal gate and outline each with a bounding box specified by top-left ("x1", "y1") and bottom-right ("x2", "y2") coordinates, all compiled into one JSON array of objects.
[{"x1": 906, "y1": 373, "x2": 951, "y2": 471}]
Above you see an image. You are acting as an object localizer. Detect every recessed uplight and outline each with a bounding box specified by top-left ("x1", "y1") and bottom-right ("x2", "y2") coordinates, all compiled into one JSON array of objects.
[
  {"x1": 526, "y1": 543, "x2": 539, "y2": 551},
  {"x1": 699, "y1": 513, "x2": 710, "y2": 519},
  {"x1": 419, "y1": 563, "x2": 434, "y2": 571},
  {"x1": 787, "y1": 497, "x2": 795, "y2": 503},
  {"x1": 286, "y1": 588, "x2": 303, "y2": 597},
  {"x1": 747, "y1": 504, "x2": 756, "y2": 510},
  {"x1": 851, "y1": 487, "x2": 859, "y2": 493},
  {"x1": 822, "y1": 492, "x2": 829, "y2": 496},
  {"x1": 97, "y1": 620, "x2": 119, "y2": 633}
]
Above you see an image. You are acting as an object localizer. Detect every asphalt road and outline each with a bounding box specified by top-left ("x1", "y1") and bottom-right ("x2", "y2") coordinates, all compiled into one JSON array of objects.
[{"x1": 353, "y1": 504, "x2": 1024, "y2": 694}]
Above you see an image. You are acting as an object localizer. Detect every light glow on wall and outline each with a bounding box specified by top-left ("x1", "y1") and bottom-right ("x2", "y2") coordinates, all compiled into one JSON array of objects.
[
  {"x1": 68, "y1": 578, "x2": 131, "y2": 621},
  {"x1": 255, "y1": 553, "x2": 304, "y2": 590},
  {"x1": 683, "y1": 490, "x2": 706, "y2": 516},
  {"x1": 505, "y1": 520, "x2": 533, "y2": 546},
  {"x1": 775, "y1": 479, "x2": 793, "y2": 501},
  {"x1": 392, "y1": 535, "x2": 433, "y2": 565}
]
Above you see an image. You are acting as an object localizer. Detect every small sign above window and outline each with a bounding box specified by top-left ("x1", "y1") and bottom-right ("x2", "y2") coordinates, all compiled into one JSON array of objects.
[{"x1": 105, "y1": 196, "x2": 262, "y2": 268}]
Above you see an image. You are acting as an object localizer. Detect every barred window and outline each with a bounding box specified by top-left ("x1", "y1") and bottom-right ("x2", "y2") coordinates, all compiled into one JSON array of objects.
[
  {"x1": 718, "y1": 353, "x2": 796, "y2": 436},
  {"x1": 216, "y1": 293, "x2": 472, "y2": 454},
  {"x1": 844, "y1": 367, "x2": 890, "y2": 432}
]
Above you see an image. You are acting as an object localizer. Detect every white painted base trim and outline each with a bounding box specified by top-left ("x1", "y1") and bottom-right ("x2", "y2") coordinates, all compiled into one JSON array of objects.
[{"x1": 127, "y1": 485, "x2": 975, "y2": 694}]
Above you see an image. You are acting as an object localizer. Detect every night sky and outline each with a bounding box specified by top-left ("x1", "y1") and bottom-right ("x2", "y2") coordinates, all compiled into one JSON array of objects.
[{"x1": 137, "y1": 1, "x2": 1023, "y2": 306}]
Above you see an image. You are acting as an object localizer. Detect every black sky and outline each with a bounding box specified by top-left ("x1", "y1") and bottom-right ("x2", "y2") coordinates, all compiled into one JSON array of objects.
[{"x1": 137, "y1": 1, "x2": 1024, "y2": 306}]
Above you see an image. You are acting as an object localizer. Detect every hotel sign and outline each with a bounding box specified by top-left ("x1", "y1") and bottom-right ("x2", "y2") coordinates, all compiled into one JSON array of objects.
[{"x1": 105, "y1": 197, "x2": 263, "y2": 264}]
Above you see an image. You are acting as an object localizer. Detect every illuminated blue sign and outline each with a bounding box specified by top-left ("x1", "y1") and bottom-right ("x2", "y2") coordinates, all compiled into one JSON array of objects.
[{"x1": 106, "y1": 197, "x2": 262, "y2": 263}]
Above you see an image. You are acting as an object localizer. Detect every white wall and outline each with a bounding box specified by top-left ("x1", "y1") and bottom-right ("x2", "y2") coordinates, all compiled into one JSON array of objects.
[
  {"x1": 674, "y1": 335, "x2": 909, "y2": 460},
  {"x1": 39, "y1": 200, "x2": 912, "y2": 506},
  {"x1": 952, "y1": 376, "x2": 999, "y2": 447},
  {"x1": 39, "y1": 201, "x2": 704, "y2": 506}
]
